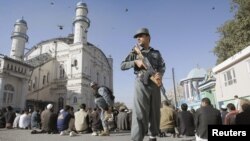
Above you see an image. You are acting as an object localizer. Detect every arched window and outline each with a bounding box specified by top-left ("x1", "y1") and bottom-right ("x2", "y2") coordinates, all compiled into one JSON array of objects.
[
  {"x1": 74, "y1": 60, "x2": 78, "y2": 67},
  {"x1": 73, "y1": 96, "x2": 77, "y2": 104},
  {"x1": 43, "y1": 75, "x2": 46, "y2": 85},
  {"x1": 59, "y1": 65, "x2": 65, "y2": 78},
  {"x1": 33, "y1": 77, "x2": 37, "y2": 88},
  {"x1": 4, "y1": 84, "x2": 14, "y2": 91},
  {"x1": 58, "y1": 97, "x2": 64, "y2": 111},
  {"x1": 28, "y1": 81, "x2": 32, "y2": 91},
  {"x1": 47, "y1": 72, "x2": 50, "y2": 83},
  {"x1": 3, "y1": 84, "x2": 15, "y2": 105},
  {"x1": 104, "y1": 76, "x2": 106, "y2": 86},
  {"x1": 97, "y1": 72, "x2": 99, "y2": 84}
]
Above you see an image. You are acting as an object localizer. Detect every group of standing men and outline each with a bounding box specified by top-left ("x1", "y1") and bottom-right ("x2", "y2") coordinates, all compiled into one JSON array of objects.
[{"x1": 121, "y1": 27, "x2": 222, "y2": 141}]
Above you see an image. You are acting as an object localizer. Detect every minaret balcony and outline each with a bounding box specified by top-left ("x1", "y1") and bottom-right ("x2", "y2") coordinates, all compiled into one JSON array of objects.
[
  {"x1": 73, "y1": 16, "x2": 90, "y2": 28},
  {"x1": 11, "y1": 32, "x2": 29, "y2": 42}
]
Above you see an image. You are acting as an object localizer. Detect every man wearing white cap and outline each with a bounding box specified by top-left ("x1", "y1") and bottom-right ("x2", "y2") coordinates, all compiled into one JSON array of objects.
[
  {"x1": 40, "y1": 104, "x2": 54, "y2": 133},
  {"x1": 220, "y1": 104, "x2": 228, "y2": 124}
]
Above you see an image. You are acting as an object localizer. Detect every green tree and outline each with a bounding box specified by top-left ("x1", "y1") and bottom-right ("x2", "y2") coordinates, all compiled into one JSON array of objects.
[{"x1": 214, "y1": 0, "x2": 250, "y2": 64}]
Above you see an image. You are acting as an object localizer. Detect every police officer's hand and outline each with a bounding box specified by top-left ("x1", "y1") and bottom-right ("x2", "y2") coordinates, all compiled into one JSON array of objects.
[
  {"x1": 134, "y1": 60, "x2": 147, "y2": 69},
  {"x1": 154, "y1": 72, "x2": 162, "y2": 80},
  {"x1": 152, "y1": 72, "x2": 162, "y2": 87}
]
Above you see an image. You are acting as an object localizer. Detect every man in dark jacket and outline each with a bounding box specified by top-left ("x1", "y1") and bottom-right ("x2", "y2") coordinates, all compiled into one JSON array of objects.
[
  {"x1": 5, "y1": 106, "x2": 16, "y2": 129},
  {"x1": 235, "y1": 98, "x2": 250, "y2": 124},
  {"x1": 195, "y1": 98, "x2": 222, "y2": 141},
  {"x1": 0, "y1": 108, "x2": 6, "y2": 128},
  {"x1": 177, "y1": 103, "x2": 195, "y2": 137}
]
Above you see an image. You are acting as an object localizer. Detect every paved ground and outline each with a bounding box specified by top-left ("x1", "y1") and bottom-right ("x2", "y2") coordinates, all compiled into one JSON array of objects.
[{"x1": 0, "y1": 129, "x2": 195, "y2": 141}]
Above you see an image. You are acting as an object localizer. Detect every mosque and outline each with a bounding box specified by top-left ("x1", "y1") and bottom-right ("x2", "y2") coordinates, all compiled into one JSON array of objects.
[
  {"x1": 179, "y1": 67, "x2": 207, "y2": 109},
  {"x1": 0, "y1": 2, "x2": 113, "y2": 111}
]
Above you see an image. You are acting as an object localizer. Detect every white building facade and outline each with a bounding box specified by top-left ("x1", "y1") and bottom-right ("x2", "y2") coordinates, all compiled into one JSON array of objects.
[
  {"x1": 0, "y1": 55, "x2": 33, "y2": 111},
  {"x1": 212, "y1": 46, "x2": 250, "y2": 106}
]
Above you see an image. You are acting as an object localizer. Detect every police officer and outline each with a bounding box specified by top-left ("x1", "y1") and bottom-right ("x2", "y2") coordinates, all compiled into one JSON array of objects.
[{"x1": 121, "y1": 28, "x2": 165, "y2": 141}]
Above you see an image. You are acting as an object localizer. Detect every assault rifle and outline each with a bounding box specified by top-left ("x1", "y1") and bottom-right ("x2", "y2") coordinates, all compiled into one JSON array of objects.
[{"x1": 134, "y1": 45, "x2": 162, "y2": 87}]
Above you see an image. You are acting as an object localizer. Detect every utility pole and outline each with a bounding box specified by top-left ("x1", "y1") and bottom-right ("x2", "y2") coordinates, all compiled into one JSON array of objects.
[{"x1": 172, "y1": 68, "x2": 178, "y2": 108}]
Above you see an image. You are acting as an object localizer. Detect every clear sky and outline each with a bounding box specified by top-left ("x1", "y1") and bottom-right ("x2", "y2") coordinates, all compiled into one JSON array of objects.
[{"x1": 0, "y1": 0, "x2": 234, "y2": 108}]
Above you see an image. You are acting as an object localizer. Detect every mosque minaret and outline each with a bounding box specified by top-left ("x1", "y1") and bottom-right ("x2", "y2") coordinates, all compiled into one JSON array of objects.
[
  {"x1": 10, "y1": 18, "x2": 29, "y2": 61},
  {"x1": 73, "y1": 2, "x2": 90, "y2": 44},
  {"x1": 1, "y1": 1, "x2": 113, "y2": 111}
]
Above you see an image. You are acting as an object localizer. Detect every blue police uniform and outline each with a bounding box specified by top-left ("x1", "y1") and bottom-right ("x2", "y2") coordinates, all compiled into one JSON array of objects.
[{"x1": 121, "y1": 47, "x2": 165, "y2": 141}]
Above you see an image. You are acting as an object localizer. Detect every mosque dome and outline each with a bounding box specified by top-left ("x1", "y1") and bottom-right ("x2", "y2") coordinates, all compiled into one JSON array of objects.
[
  {"x1": 16, "y1": 19, "x2": 27, "y2": 25},
  {"x1": 77, "y1": 1, "x2": 87, "y2": 8},
  {"x1": 186, "y1": 67, "x2": 206, "y2": 79},
  {"x1": 76, "y1": 1, "x2": 88, "y2": 14}
]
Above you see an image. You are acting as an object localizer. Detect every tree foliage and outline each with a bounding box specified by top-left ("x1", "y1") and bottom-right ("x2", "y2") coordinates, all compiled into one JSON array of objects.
[{"x1": 213, "y1": 0, "x2": 250, "y2": 64}]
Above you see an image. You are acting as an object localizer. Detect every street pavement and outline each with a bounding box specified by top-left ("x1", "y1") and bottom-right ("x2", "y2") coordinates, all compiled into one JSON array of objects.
[{"x1": 0, "y1": 129, "x2": 195, "y2": 141}]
